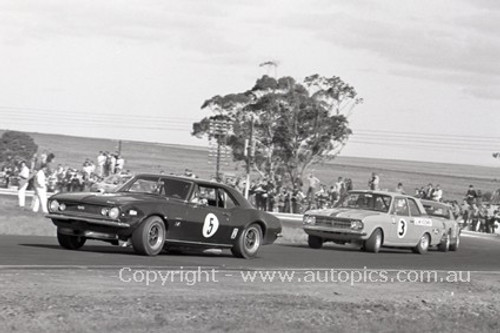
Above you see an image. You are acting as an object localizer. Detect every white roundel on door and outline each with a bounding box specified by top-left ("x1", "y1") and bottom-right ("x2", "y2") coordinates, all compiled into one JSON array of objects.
[{"x1": 202, "y1": 213, "x2": 219, "y2": 238}]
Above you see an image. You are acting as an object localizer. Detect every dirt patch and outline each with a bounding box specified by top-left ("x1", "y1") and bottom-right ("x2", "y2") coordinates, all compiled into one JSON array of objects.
[{"x1": 1, "y1": 269, "x2": 498, "y2": 332}]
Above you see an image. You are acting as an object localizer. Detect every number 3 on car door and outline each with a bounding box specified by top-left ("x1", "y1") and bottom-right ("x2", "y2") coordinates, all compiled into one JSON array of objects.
[{"x1": 397, "y1": 219, "x2": 407, "y2": 238}]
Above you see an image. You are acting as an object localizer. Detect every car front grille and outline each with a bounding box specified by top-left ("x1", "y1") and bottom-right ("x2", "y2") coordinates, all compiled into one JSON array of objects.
[
  {"x1": 315, "y1": 216, "x2": 352, "y2": 229},
  {"x1": 61, "y1": 203, "x2": 105, "y2": 216}
]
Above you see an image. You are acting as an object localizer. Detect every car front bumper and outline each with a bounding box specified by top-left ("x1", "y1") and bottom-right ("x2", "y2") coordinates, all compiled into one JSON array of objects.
[
  {"x1": 46, "y1": 214, "x2": 130, "y2": 228},
  {"x1": 303, "y1": 225, "x2": 368, "y2": 240}
]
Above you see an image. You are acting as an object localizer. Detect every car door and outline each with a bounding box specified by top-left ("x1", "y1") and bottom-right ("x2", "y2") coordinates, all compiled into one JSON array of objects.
[
  {"x1": 407, "y1": 198, "x2": 427, "y2": 244},
  {"x1": 182, "y1": 185, "x2": 234, "y2": 245},
  {"x1": 388, "y1": 197, "x2": 412, "y2": 245}
]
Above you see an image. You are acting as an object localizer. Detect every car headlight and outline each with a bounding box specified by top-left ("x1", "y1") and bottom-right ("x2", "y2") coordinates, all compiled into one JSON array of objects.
[
  {"x1": 350, "y1": 220, "x2": 364, "y2": 230},
  {"x1": 49, "y1": 200, "x2": 59, "y2": 212},
  {"x1": 108, "y1": 207, "x2": 120, "y2": 219},
  {"x1": 59, "y1": 203, "x2": 66, "y2": 211},
  {"x1": 101, "y1": 208, "x2": 109, "y2": 216},
  {"x1": 303, "y1": 215, "x2": 316, "y2": 225}
]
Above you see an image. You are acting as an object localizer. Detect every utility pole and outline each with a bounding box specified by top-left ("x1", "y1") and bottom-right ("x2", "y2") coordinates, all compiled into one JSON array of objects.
[
  {"x1": 244, "y1": 115, "x2": 255, "y2": 199},
  {"x1": 208, "y1": 119, "x2": 232, "y2": 181}
]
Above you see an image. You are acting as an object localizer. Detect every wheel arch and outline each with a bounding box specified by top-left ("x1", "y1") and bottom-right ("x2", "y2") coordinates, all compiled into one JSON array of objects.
[
  {"x1": 249, "y1": 220, "x2": 267, "y2": 239},
  {"x1": 138, "y1": 213, "x2": 168, "y2": 231},
  {"x1": 368, "y1": 225, "x2": 385, "y2": 244}
]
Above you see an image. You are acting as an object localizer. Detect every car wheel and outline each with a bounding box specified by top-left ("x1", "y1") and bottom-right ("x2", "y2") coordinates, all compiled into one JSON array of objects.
[
  {"x1": 449, "y1": 235, "x2": 460, "y2": 251},
  {"x1": 57, "y1": 231, "x2": 86, "y2": 250},
  {"x1": 364, "y1": 228, "x2": 382, "y2": 253},
  {"x1": 413, "y1": 233, "x2": 430, "y2": 254},
  {"x1": 438, "y1": 232, "x2": 450, "y2": 252},
  {"x1": 131, "y1": 216, "x2": 166, "y2": 256},
  {"x1": 308, "y1": 235, "x2": 323, "y2": 249},
  {"x1": 231, "y1": 224, "x2": 262, "y2": 259}
]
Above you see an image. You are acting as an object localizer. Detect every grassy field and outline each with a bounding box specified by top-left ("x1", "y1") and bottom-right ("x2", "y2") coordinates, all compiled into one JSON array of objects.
[{"x1": 2, "y1": 130, "x2": 500, "y2": 201}]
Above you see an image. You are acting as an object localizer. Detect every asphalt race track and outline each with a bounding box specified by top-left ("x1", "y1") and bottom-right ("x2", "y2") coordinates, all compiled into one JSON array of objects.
[{"x1": 1, "y1": 232, "x2": 499, "y2": 271}]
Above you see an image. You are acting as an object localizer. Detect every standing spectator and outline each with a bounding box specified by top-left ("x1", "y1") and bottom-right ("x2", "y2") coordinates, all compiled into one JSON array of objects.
[
  {"x1": 395, "y1": 182, "x2": 405, "y2": 194},
  {"x1": 109, "y1": 154, "x2": 117, "y2": 174},
  {"x1": 82, "y1": 159, "x2": 94, "y2": 178},
  {"x1": 291, "y1": 185, "x2": 305, "y2": 214},
  {"x1": 40, "y1": 150, "x2": 48, "y2": 165},
  {"x1": 432, "y1": 184, "x2": 443, "y2": 202},
  {"x1": 96, "y1": 151, "x2": 106, "y2": 177},
  {"x1": 315, "y1": 185, "x2": 329, "y2": 208},
  {"x1": 368, "y1": 172, "x2": 380, "y2": 191},
  {"x1": 423, "y1": 183, "x2": 434, "y2": 200},
  {"x1": 328, "y1": 185, "x2": 337, "y2": 206},
  {"x1": 276, "y1": 188, "x2": 287, "y2": 213},
  {"x1": 252, "y1": 179, "x2": 266, "y2": 211},
  {"x1": 103, "y1": 152, "x2": 111, "y2": 177},
  {"x1": 465, "y1": 185, "x2": 478, "y2": 205},
  {"x1": 32, "y1": 165, "x2": 49, "y2": 213},
  {"x1": 332, "y1": 177, "x2": 345, "y2": 204},
  {"x1": 55, "y1": 164, "x2": 66, "y2": 193},
  {"x1": 484, "y1": 204, "x2": 497, "y2": 234},
  {"x1": 17, "y1": 161, "x2": 30, "y2": 208},
  {"x1": 344, "y1": 178, "x2": 353, "y2": 192},
  {"x1": 306, "y1": 172, "x2": 321, "y2": 200},
  {"x1": 115, "y1": 155, "x2": 125, "y2": 174}
]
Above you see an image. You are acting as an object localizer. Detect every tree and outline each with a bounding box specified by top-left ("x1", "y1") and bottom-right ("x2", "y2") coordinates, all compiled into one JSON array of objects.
[
  {"x1": 192, "y1": 74, "x2": 362, "y2": 185},
  {"x1": 0, "y1": 131, "x2": 38, "y2": 165}
]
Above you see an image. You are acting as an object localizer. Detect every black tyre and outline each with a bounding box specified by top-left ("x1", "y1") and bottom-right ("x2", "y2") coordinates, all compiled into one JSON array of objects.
[
  {"x1": 364, "y1": 228, "x2": 382, "y2": 253},
  {"x1": 413, "y1": 233, "x2": 430, "y2": 254},
  {"x1": 57, "y1": 231, "x2": 86, "y2": 250},
  {"x1": 449, "y1": 235, "x2": 460, "y2": 251},
  {"x1": 231, "y1": 224, "x2": 262, "y2": 259},
  {"x1": 437, "y1": 232, "x2": 450, "y2": 252},
  {"x1": 131, "y1": 216, "x2": 166, "y2": 256},
  {"x1": 308, "y1": 235, "x2": 323, "y2": 249}
]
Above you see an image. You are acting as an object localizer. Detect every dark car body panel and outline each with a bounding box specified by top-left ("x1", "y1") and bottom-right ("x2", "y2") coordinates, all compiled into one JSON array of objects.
[{"x1": 47, "y1": 174, "x2": 281, "y2": 249}]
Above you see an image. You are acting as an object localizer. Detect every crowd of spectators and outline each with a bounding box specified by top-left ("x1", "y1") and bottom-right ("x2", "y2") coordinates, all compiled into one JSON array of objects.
[
  {"x1": 459, "y1": 185, "x2": 499, "y2": 234},
  {"x1": 0, "y1": 150, "x2": 129, "y2": 214},
  {"x1": 240, "y1": 173, "x2": 354, "y2": 214},
  {"x1": 2, "y1": 153, "x2": 499, "y2": 234}
]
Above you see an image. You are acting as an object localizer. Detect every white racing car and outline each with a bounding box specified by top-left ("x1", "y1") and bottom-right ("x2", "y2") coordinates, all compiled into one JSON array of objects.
[{"x1": 303, "y1": 190, "x2": 448, "y2": 254}]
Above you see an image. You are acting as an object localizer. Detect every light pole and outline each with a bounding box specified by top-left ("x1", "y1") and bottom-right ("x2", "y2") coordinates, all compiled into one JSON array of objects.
[{"x1": 208, "y1": 119, "x2": 232, "y2": 182}]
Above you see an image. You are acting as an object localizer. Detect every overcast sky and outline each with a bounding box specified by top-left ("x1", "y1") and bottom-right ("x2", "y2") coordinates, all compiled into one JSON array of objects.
[{"x1": 0, "y1": 0, "x2": 499, "y2": 166}]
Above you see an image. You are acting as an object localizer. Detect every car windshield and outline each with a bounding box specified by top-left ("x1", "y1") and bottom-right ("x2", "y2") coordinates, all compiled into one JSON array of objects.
[
  {"x1": 337, "y1": 192, "x2": 392, "y2": 213},
  {"x1": 118, "y1": 175, "x2": 192, "y2": 200}
]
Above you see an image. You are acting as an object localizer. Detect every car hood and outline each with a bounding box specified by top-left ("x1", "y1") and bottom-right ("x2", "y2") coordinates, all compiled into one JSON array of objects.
[
  {"x1": 51, "y1": 191, "x2": 166, "y2": 206},
  {"x1": 305, "y1": 208, "x2": 384, "y2": 220}
]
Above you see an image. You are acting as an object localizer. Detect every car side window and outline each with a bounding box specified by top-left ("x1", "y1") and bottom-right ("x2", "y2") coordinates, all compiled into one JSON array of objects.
[
  {"x1": 393, "y1": 198, "x2": 409, "y2": 216},
  {"x1": 219, "y1": 189, "x2": 238, "y2": 209},
  {"x1": 408, "y1": 199, "x2": 422, "y2": 217},
  {"x1": 197, "y1": 186, "x2": 218, "y2": 207}
]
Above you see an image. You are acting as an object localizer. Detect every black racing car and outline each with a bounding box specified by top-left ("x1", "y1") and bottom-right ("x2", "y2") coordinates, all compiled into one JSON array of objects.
[{"x1": 46, "y1": 174, "x2": 282, "y2": 258}]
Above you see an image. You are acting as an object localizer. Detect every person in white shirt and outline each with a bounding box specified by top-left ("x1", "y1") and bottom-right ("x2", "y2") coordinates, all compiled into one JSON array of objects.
[
  {"x1": 432, "y1": 184, "x2": 443, "y2": 202},
  {"x1": 17, "y1": 161, "x2": 31, "y2": 208},
  {"x1": 32, "y1": 166, "x2": 49, "y2": 213},
  {"x1": 96, "y1": 151, "x2": 106, "y2": 177},
  {"x1": 368, "y1": 172, "x2": 380, "y2": 191}
]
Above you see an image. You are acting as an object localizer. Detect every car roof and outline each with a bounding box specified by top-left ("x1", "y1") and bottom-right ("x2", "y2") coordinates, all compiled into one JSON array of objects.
[
  {"x1": 420, "y1": 199, "x2": 451, "y2": 208},
  {"x1": 349, "y1": 190, "x2": 413, "y2": 198},
  {"x1": 134, "y1": 173, "x2": 251, "y2": 208}
]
